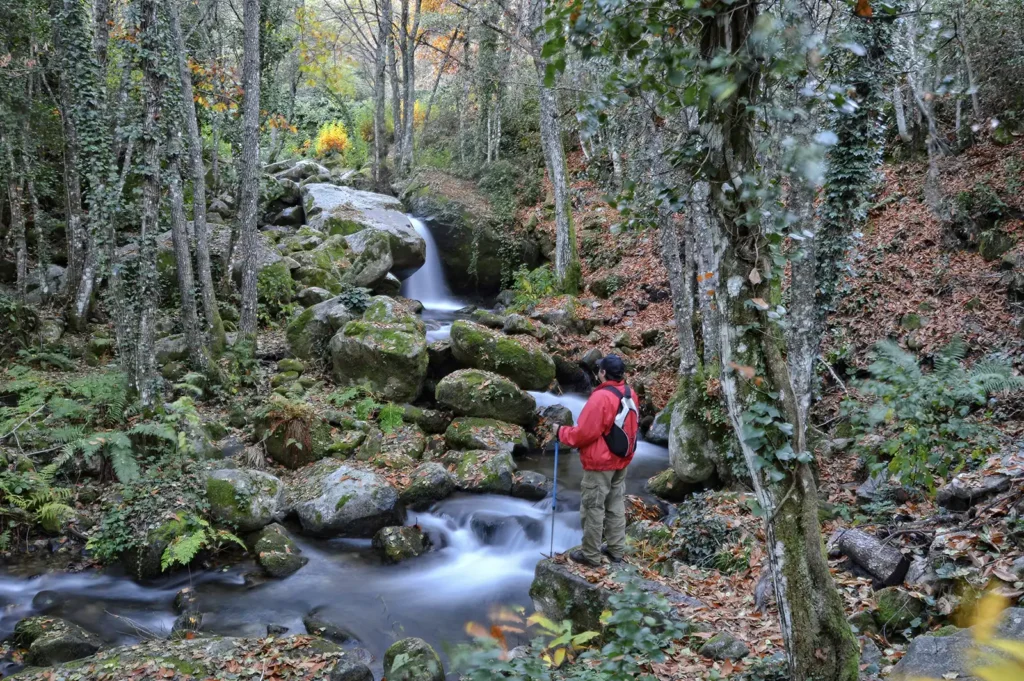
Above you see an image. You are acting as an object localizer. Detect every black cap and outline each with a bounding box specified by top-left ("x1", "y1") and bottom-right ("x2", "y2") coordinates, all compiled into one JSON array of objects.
[{"x1": 598, "y1": 354, "x2": 626, "y2": 381}]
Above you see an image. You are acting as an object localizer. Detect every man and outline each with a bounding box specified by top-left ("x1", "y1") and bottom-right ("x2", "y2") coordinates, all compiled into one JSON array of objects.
[{"x1": 553, "y1": 354, "x2": 640, "y2": 567}]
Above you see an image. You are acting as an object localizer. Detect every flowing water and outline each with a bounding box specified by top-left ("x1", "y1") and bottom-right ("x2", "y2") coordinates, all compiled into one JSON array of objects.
[{"x1": 0, "y1": 215, "x2": 670, "y2": 674}]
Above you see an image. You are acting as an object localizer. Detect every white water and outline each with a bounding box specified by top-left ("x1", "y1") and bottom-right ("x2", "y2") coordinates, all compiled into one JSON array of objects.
[{"x1": 401, "y1": 216, "x2": 463, "y2": 312}]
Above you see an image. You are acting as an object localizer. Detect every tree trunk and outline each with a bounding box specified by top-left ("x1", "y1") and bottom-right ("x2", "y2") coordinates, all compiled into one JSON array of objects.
[
  {"x1": 388, "y1": 22, "x2": 402, "y2": 167},
  {"x1": 3, "y1": 141, "x2": 28, "y2": 300},
  {"x1": 893, "y1": 85, "x2": 912, "y2": 144},
  {"x1": 170, "y1": 0, "x2": 224, "y2": 354},
  {"x1": 400, "y1": 0, "x2": 421, "y2": 174},
  {"x1": 373, "y1": 0, "x2": 392, "y2": 189},
  {"x1": 92, "y1": 0, "x2": 110, "y2": 69},
  {"x1": 236, "y1": 0, "x2": 262, "y2": 344},
  {"x1": 167, "y1": 147, "x2": 208, "y2": 371}
]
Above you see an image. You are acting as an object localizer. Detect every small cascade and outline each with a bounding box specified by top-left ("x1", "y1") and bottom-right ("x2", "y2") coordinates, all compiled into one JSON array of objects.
[{"x1": 401, "y1": 217, "x2": 463, "y2": 312}]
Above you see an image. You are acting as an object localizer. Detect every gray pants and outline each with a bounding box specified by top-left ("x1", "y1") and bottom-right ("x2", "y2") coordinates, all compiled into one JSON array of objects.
[{"x1": 580, "y1": 468, "x2": 627, "y2": 563}]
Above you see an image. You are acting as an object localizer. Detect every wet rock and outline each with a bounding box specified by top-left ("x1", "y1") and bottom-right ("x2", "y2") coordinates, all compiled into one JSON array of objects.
[
  {"x1": 435, "y1": 369, "x2": 537, "y2": 426},
  {"x1": 936, "y1": 474, "x2": 1011, "y2": 511},
  {"x1": 171, "y1": 611, "x2": 204, "y2": 640},
  {"x1": 289, "y1": 460, "x2": 405, "y2": 537},
  {"x1": 552, "y1": 354, "x2": 592, "y2": 393},
  {"x1": 206, "y1": 468, "x2": 287, "y2": 532},
  {"x1": 400, "y1": 462, "x2": 457, "y2": 507},
  {"x1": 174, "y1": 587, "x2": 199, "y2": 614},
  {"x1": 442, "y1": 450, "x2": 517, "y2": 494},
  {"x1": 645, "y1": 406, "x2": 671, "y2": 446},
  {"x1": 512, "y1": 471, "x2": 551, "y2": 500},
  {"x1": 445, "y1": 417, "x2": 528, "y2": 454},
  {"x1": 372, "y1": 526, "x2": 428, "y2": 563},
  {"x1": 302, "y1": 608, "x2": 359, "y2": 644},
  {"x1": 266, "y1": 624, "x2": 289, "y2": 636},
  {"x1": 891, "y1": 608, "x2": 1024, "y2": 680},
  {"x1": 873, "y1": 586, "x2": 925, "y2": 632},
  {"x1": 383, "y1": 637, "x2": 445, "y2": 681},
  {"x1": 539, "y1": 404, "x2": 574, "y2": 427},
  {"x1": 646, "y1": 469, "x2": 694, "y2": 503},
  {"x1": 286, "y1": 295, "x2": 357, "y2": 360},
  {"x1": 14, "y1": 616, "x2": 100, "y2": 666},
  {"x1": 698, "y1": 632, "x2": 749, "y2": 661},
  {"x1": 254, "y1": 523, "x2": 308, "y2": 578},
  {"x1": 449, "y1": 321, "x2": 555, "y2": 391}
]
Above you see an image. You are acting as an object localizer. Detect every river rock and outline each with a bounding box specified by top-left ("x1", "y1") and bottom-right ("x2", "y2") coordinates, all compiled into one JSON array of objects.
[
  {"x1": 14, "y1": 616, "x2": 101, "y2": 666},
  {"x1": 286, "y1": 295, "x2": 357, "y2": 360},
  {"x1": 646, "y1": 406, "x2": 671, "y2": 445},
  {"x1": 254, "y1": 523, "x2": 308, "y2": 578},
  {"x1": 539, "y1": 404, "x2": 574, "y2": 427},
  {"x1": 698, "y1": 633, "x2": 749, "y2": 661},
  {"x1": 289, "y1": 460, "x2": 405, "y2": 537},
  {"x1": 435, "y1": 369, "x2": 537, "y2": 426},
  {"x1": 445, "y1": 417, "x2": 528, "y2": 454},
  {"x1": 442, "y1": 450, "x2": 516, "y2": 494},
  {"x1": 173, "y1": 587, "x2": 198, "y2": 614},
  {"x1": 400, "y1": 462, "x2": 457, "y2": 507},
  {"x1": 890, "y1": 608, "x2": 1024, "y2": 680},
  {"x1": 383, "y1": 637, "x2": 445, "y2": 681},
  {"x1": 449, "y1": 320, "x2": 556, "y2": 391},
  {"x1": 303, "y1": 607, "x2": 359, "y2": 644},
  {"x1": 372, "y1": 526, "x2": 428, "y2": 563},
  {"x1": 206, "y1": 468, "x2": 286, "y2": 532},
  {"x1": 512, "y1": 471, "x2": 551, "y2": 500}
]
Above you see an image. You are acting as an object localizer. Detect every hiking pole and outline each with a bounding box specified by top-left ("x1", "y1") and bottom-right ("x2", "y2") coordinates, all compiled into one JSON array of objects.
[{"x1": 549, "y1": 439, "x2": 559, "y2": 557}]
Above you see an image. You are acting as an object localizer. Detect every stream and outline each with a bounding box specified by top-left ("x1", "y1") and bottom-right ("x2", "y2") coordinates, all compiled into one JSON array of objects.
[{"x1": 0, "y1": 214, "x2": 670, "y2": 674}]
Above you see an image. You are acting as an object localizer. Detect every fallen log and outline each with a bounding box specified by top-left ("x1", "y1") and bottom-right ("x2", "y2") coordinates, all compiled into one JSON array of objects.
[{"x1": 837, "y1": 528, "x2": 910, "y2": 587}]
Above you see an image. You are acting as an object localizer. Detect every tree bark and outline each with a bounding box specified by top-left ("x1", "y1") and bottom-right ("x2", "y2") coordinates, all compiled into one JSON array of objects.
[
  {"x1": 837, "y1": 529, "x2": 910, "y2": 586},
  {"x1": 3, "y1": 140, "x2": 28, "y2": 300},
  {"x1": 167, "y1": 145, "x2": 209, "y2": 371},
  {"x1": 893, "y1": 85, "x2": 912, "y2": 144},
  {"x1": 400, "y1": 0, "x2": 421, "y2": 174},
  {"x1": 373, "y1": 0, "x2": 392, "y2": 189},
  {"x1": 170, "y1": 0, "x2": 224, "y2": 354},
  {"x1": 236, "y1": 0, "x2": 262, "y2": 344},
  {"x1": 388, "y1": 22, "x2": 402, "y2": 167}
]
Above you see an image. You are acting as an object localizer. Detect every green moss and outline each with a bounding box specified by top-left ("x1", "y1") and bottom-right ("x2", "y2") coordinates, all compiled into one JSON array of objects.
[
  {"x1": 206, "y1": 478, "x2": 242, "y2": 515},
  {"x1": 335, "y1": 493, "x2": 354, "y2": 511},
  {"x1": 325, "y1": 217, "x2": 366, "y2": 236}
]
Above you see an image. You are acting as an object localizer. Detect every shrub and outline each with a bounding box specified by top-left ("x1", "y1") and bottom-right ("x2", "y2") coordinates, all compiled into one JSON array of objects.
[
  {"x1": 314, "y1": 120, "x2": 351, "y2": 156},
  {"x1": 511, "y1": 265, "x2": 557, "y2": 309}
]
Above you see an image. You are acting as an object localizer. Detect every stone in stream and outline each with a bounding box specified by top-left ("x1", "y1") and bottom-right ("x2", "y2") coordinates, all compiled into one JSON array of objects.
[
  {"x1": 448, "y1": 320, "x2": 556, "y2": 391},
  {"x1": 206, "y1": 468, "x2": 287, "y2": 532},
  {"x1": 400, "y1": 462, "x2": 457, "y2": 507},
  {"x1": 303, "y1": 607, "x2": 360, "y2": 644},
  {"x1": 254, "y1": 523, "x2": 308, "y2": 578},
  {"x1": 372, "y1": 525, "x2": 429, "y2": 563},
  {"x1": 645, "y1": 405, "x2": 671, "y2": 446},
  {"x1": 435, "y1": 369, "x2": 537, "y2": 426},
  {"x1": 286, "y1": 295, "x2": 357, "y2": 360},
  {"x1": 441, "y1": 450, "x2": 517, "y2": 495},
  {"x1": 511, "y1": 470, "x2": 551, "y2": 500},
  {"x1": 383, "y1": 637, "x2": 445, "y2": 681},
  {"x1": 444, "y1": 417, "x2": 528, "y2": 455},
  {"x1": 288, "y1": 460, "x2": 405, "y2": 537},
  {"x1": 13, "y1": 616, "x2": 101, "y2": 666},
  {"x1": 173, "y1": 587, "x2": 199, "y2": 614},
  {"x1": 891, "y1": 608, "x2": 1024, "y2": 680}
]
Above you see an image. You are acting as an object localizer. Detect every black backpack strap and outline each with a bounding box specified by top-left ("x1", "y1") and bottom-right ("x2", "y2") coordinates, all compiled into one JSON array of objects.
[{"x1": 601, "y1": 386, "x2": 623, "y2": 400}]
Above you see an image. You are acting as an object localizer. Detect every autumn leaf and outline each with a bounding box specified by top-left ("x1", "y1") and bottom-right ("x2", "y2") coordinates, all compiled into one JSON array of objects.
[
  {"x1": 854, "y1": 0, "x2": 873, "y2": 17},
  {"x1": 750, "y1": 297, "x2": 770, "y2": 310},
  {"x1": 729, "y1": 362, "x2": 756, "y2": 380}
]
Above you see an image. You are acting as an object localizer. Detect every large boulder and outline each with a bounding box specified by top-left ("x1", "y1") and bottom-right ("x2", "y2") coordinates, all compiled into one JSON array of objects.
[
  {"x1": 253, "y1": 523, "x2": 308, "y2": 578},
  {"x1": 289, "y1": 460, "x2": 405, "y2": 537},
  {"x1": 435, "y1": 369, "x2": 537, "y2": 426},
  {"x1": 255, "y1": 408, "x2": 335, "y2": 469},
  {"x1": 275, "y1": 159, "x2": 331, "y2": 183},
  {"x1": 206, "y1": 468, "x2": 286, "y2": 532},
  {"x1": 372, "y1": 526, "x2": 429, "y2": 563},
  {"x1": 286, "y1": 295, "x2": 357, "y2": 360},
  {"x1": 668, "y1": 399, "x2": 718, "y2": 484},
  {"x1": 449, "y1": 321, "x2": 556, "y2": 391},
  {"x1": 330, "y1": 318, "x2": 427, "y2": 402},
  {"x1": 383, "y1": 637, "x2": 445, "y2": 681},
  {"x1": 400, "y1": 462, "x2": 457, "y2": 507},
  {"x1": 445, "y1": 417, "x2": 528, "y2": 454},
  {"x1": 5, "y1": 634, "x2": 373, "y2": 681},
  {"x1": 301, "y1": 183, "x2": 425, "y2": 273},
  {"x1": 342, "y1": 230, "x2": 393, "y2": 289},
  {"x1": 14, "y1": 616, "x2": 101, "y2": 666},
  {"x1": 890, "y1": 608, "x2": 1024, "y2": 681},
  {"x1": 441, "y1": 450, "x2": 517, "y2": 494}
]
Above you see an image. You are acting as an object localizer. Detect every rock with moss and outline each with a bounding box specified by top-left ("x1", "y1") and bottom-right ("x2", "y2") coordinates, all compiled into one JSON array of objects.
[
  {"x1": 449, "y1": 321, "x2": 555, "y2": 391},
  {"x1": 503, "y1": 313, "x2": 550, "y2": 339},
  {"x1": 14, "y1": 616, "x2": 101, "y2": 666},
  {"x1": 441, "y1": 450, "x2": 516, "y2": 494},
  {"x1": 512, "y1": 471, "x2": 551, "y2": 500},
  {"x1": 646, "y1": 405, "x2": 672, "y2": 446},
  {"x1": 470, "y1": 309, "x2": 506, "y2": 328},
  {"x1": 445, "y1": 417, "x2": 528, "y2": 454},
  {"x1": 206, "y1": 468, "x2": 286, "y2": 532},
  {"x1": 252, "y1": 523, "x2": 308, "y2": 578},
  {"x1": 400, "y1": 404, "x2": 451, "y2": 434},
  {"x1": 286, "y1": 295, "x2": 357, "y2": 361},
  {"x1": 378, "y1": 424, "x2": 427, "y2": 461},
  {"x1": 383, "y1": 637, "x2": 445, "y2": 681},
  {"x1": 668, "y1": 397, "x2": 718, "y2": 484},
  {"x1": 331, "y1": 321, "x2": 428, "y2": 403},
  {"x1": 302, "y1": 608, "x2": 359, "y2": 645},
  {"x1": 698, "y1": 633, "x2": 749, "y2": 661},
  {"x1": 873, "y1": 586, "x2": 925, "y2": 632},
  {"x1": 120, "y1": 515, "x2": 201, "y2": 579},
  {"x1": 288, "y1": 460, "x2": 405, "y2": 537},
  {"x1": 646, "y1": 468, "x2": 695, "y2": 503},
  {"x1": 589, "y1": 274, "x2": 625, "y2": 299},
  {"x1": 372, "y1": 526, "x2": 428, "y2": 563},
  {"x1": 400, "y1": 462, "x2": 457, "y2": 507},
  {"x1": 435, "y1": 369, "x2": 537, "y2": 426},
  {"x1": 345, "y1": 220, "x2": 425, "y2": 276},
  {"x1": 342, "y1": 230, "x2": 393, "y2": 289},
  {"x1": 255, "y1": 405, "x2": 335, "y2": 470}
]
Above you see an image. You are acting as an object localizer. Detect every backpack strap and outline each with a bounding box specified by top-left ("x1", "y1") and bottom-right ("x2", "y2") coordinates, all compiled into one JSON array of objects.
[{"x1": 601, "y1": 386, "x2": 624, "y2": 400}]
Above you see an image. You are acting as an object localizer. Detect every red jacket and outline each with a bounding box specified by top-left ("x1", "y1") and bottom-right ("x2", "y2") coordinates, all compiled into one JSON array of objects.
[{"x1": 557, "y1": 380, "x2": 639, "y2": 471}]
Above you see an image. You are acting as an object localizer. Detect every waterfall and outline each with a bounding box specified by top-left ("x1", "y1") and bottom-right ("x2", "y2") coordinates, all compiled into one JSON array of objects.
[{"x1": 401, "y1": 216, "x2": 463, "y2": 312}]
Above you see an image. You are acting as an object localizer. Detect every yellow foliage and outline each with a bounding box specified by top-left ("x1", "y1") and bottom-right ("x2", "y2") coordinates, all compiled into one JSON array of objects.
[
  {"x1": 413, "y1": 101, "x2": 426, "y2": 129},
  {"x1": 916, "y1": 592, "x2": 1024, "y2": 681},
  {"x1": 314, "y1": 121, "x2": 350, "y2": 156}
]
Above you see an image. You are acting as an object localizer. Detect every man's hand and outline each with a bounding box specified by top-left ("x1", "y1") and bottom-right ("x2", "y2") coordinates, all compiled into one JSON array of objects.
[{"x1": 551, "y1": 423, "x2": 561, "y2": 442}]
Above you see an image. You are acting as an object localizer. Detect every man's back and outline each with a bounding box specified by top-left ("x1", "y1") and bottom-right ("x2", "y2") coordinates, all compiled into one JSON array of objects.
[{"x1": 556, "y1": 379, "x2": 639, "y2": 471}]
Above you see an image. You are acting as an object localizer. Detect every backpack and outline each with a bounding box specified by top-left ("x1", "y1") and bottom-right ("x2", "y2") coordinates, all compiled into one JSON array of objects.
[{"x1": 601, "y1": 386, "x2": 639, "y2": 458}]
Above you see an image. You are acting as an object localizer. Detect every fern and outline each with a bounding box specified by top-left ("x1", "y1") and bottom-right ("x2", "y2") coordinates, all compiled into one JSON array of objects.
[
  {"x1": 161, "y1": 529, "x2": 207, "y2": 570},
  {"x1": 327, "y1": 386, "x2": 364, "y2": 407},
  {"x1": 354, "y1": 396, "x2": 379, "y2": 420},
  {"x1": 378, "y1": 403, "x2": 405, "y2": 434},
  {"x1": 16, "y1": 349, "x2": 75, "y2": 371}
]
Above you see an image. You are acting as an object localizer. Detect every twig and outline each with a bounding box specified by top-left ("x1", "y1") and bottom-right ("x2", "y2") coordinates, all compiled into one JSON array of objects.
[
  {"x1": 817, "y1": 357, "x2": 848, "y2": 394},
  {"x1": 0, "y1": 405, "x2": 45, "y2": 441},
  {"x1": 768, "y1": 478, "x2": 798, "y2": 525}
]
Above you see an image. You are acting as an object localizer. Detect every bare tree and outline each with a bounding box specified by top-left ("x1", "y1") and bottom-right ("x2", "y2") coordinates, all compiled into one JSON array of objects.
[
  {"x1": 236, "y1": 0, "x2": 262, "y2": 344},
  {"x1": 373, "y1": 0, "x2": 392, "y2": 188}
]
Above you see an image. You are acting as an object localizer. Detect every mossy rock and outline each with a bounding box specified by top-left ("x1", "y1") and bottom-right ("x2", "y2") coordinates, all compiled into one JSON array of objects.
[
  {"x1": 400, "y1": 404, "x2": 451, "y2": 434},
  {"x1": 435, "y1": 369, "x2": 537, "y2": 426},
  {"x1": 14, "y1": 616, "x2": 100, "y2": 666},
  {"x1": 287, "y1": 460, "x2": 405, "y2": 537},
  {"x1": 646, "y1": 468, "x2": 695, "y2": 503},
  {"x1": 979, "y1": 228, "x2": 1015, "y2": 261},
  {"x1": 444, "y1": 417, "x2": 528, "y2": 454},
  {"x1": 449, "y1": 320, "x2": 555, "y2": 391},
  {"x1": 254, "y1": 523, "x2": 308, "y2": 578},
  {"x1": 589, "y1": 274, "x2": 625, "y2": 299},
  {"x1": 285, "y1": 296, "x2": 356, "y2": 361},
  {"x1": 874, "y1": 586, "x2": 925, "y2": 632},
  {"x1": 206, "y1": 468, "x2": 286, "y2": 533},
  {"x1": 470, "y1": 309, "x2": 506, "y2": 328},
  {"x1": 441, "y1": 449, "x2": 516, "y2": 494},
  {"x1": 399, "y1": 462, "x2": 457, "y2": 507},
  {"x1": 331, "y1": 321, "x2": 428, "y2": 403},
  {"x1": 372, "y1": 526, "x2": 428, "y2": 563},
  {"x1": 383, "y1": 637, "x2": 445, "y2": 681},
  {"x1": 379, "y1": 424, "x2": 428, "y2": 461},
  {"x1": 256, "y1": 411, "x2": 335, "y2": 470}
]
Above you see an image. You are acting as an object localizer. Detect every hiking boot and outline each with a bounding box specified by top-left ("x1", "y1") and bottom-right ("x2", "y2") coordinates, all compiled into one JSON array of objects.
[
  {"x1": 601, "y1": 547, "x2": 624, "y2": 564},
  {"x1": 569, "y1": 549, "x2": 602, "y2": 568}
]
